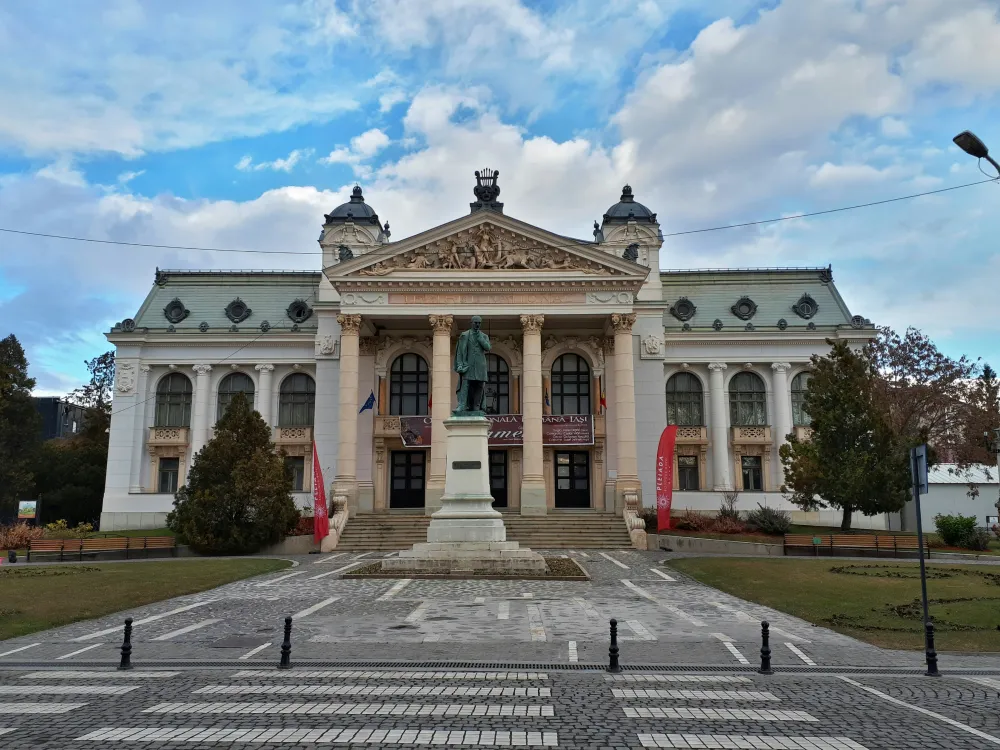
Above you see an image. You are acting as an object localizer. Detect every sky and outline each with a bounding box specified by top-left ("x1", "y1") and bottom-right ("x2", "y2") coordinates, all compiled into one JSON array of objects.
[{"x1": 1, "y1": 0, "x2": 999, "y2": 395}]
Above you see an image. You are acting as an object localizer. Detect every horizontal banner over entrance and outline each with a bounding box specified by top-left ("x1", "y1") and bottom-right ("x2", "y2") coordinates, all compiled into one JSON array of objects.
[{"x1": 398, "y1": 415, "x2": 594, "y2": 448}]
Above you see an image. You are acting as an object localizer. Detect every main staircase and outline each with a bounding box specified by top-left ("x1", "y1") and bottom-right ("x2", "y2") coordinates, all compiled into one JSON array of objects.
[{"x1": 336, "y1": 512, "x2": 634, "y2": 550}]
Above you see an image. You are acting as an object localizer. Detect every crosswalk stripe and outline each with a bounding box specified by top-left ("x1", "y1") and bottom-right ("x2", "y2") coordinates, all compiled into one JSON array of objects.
[
  {"x1": 709, "y1": 602, "x2": 812, "y2": 643},
  {"x1": 72, "y1": 600, "x2": 217, "y2": 641},
  {"x1": 573, "y1": 597, "x2": 600, "y2": 618},
  {"x1": 237, "y1": 643, "x2": 271, "y2": 661},
  {"x1": 649, "y1": 568, "x2": 675, "y2": 581},
  {"x1": 963, "y1": 676, "x2": 1000, "y2": 691},
  {"x1": 0, "y1": 643, "x2": 40, "y2": 657},
  {"x1": 404, "y1": 602, "x2": 429, "y2": 623},
  {"x1": 193, "y1": 686, "x2": 551, "y2": 697},
  {"x1": 151, "y1": 619, "x2": 220, "y2": 641},
  {"x1": 722, "y1": 641, "x2": 750, "y2": 665},
  {"x1": 55, "y1": 644, "x2": 104, "y2": 660},
  {"x1": 254, "y1": 571, "x2": 306, "y2": 587},
  {"x1": 785, "y1": 642, "x2": 816, "y2": 665},
  {"x1": 77, "y1": 727, "x2": 559, "y2": 745},
  {"x1": 638, "y1": 734, "x2": 868, "y2": 748},
  {"x1": 567, "y1": 641, "x2": 578, "y2": 662},
  {"x1": 291, "y1": 596, "x2": 340, "y2": 620},
  {"x1": 312, "y1": 552, "x2": 346, "y2": 564},
  {"x1": 143, "y1": 702, "x2": 556, "y2": 716},
  {"x1": 623, "y1": 619, "x2": 656, "y2": 641},
  {"x1": 620, "y1": 580, "x2": 705, "y2": 626},
  {"x1": 308, "y1": 562, "x2": 364, "y2": 580},
  {"x1": 624, "y1": 707, "x2": 818, "y2": 721},
  {"x1": 377, "y1": 579, "x2": 412, "y2": 601},
  {"x1": 0, "y1": 686, "x2": 138, "y2": 695},
  {"x1": 0, "y1": 702, "x2": 88, "y2": 714},
  {"x1": 606, "y1": 675, "x2": 751, "y2": 683},
  {"x1": 0, "y1": 729, "x2": 15, "y2": 737},
  {"x1": 526, "y1": 604, "x2": 546, "y2": 641},
  {"x1": 231, "y1": 671, "x2": 549, "y2": 680},
  {"x1": 497, "y1": 601, "x2": 510, "y2": 620},
  {"x1": 612, "y1": 688, "x2": 778, "y2": 701},
  {"x1": 21, "y1": 671, "x2": 178, "y2": 679},
  {"x1": 599, "y1": 552, "x2": 629, "y2": 569}
]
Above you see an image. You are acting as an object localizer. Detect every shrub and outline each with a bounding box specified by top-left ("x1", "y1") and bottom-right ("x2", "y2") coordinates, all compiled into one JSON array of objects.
[
  {"x1": 710, "y1": 516, "x2": 749, "y2": 534},
  {"x1": 639, "y1": 508, "x2": 658, "y2": 532},
  {"x1": 167, "y1": 393, "x2": 300, "y2": 555},
  {"x1": 718, "y1": 491, "x2": 741, "y2": 522},
  {"x1": 289, "y1": 516, "x2": 314, "y2": 537},
  {"x1": 43, "y1": 520, "x2": 95, "y2": 539},
  {"x1": 961, "y1": 528, "x2": 992, "y2": 551},
  {"x1": 0, "y1": 523, "x2": 44, "y2": 550},
  {"x1": 672, "y1": 508, "x2": 712, "y2": 531},
  {"x1": 745, "y1": 504, "x2": 792, "y2": 535},
  {"x1": 934, "y1": 514, "x2": 978, "y2": 547}
]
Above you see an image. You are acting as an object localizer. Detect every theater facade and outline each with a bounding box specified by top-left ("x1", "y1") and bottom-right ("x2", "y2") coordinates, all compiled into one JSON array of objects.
[{"x1": 101, "y1": 172, "x2": 877, "y2": 531}]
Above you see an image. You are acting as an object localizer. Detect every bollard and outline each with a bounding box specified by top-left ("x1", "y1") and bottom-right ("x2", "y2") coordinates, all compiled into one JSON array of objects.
[
  {"x1": 118, "y1": 617, "x2": 134, "y2": 671},
  {"x1": 7, "y1": 550, "x2": 16, "y2": 564},
  {"x1": 607, "y1": 618, "x2": 621, "y2": 674},
  {"x1": 758, "y1": 620, "x2": 772, "y2": 675},
  {"x1": 278, "y1": 616, "x2": 293, "y2": 670},
  {"x1": 924, "y1": 622, "x2": 940, "y2": 677}
]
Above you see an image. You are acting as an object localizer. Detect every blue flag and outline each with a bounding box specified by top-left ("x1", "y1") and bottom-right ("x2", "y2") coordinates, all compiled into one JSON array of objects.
[{"x1": 359, "y1": 390, "x2": 376, "y2": 414}]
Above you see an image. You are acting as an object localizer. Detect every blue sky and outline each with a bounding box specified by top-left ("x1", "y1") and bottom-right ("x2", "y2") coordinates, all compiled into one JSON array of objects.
[{"x1": 1, "y1": 0, "x2": 999, "y2": 394}]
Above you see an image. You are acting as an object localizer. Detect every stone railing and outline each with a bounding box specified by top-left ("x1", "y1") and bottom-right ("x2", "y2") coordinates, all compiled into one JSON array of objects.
[
  {"x1": 794, "y1": 425, "x2": 813, "y2": 442},
  {"x1": 622, "y1": 490, "x2": 647, "y2": 550},
  {"x1": 675, "y1": 425, "x2": 708, "y2": 443},
  {"x1": 275, "y1": 426, "x2": 313, "y2": 445},
  {"x1": 147, "y1": 426, "x2": 189, "y2": 446},
  {"x1": 732, "y1": 425, "x2": 772, "y2": 444},
  {"x1": 320, "y1": 496, "x2": 350, "y2": 552},
  {"x1": 375, "y1": 416, "x2": 402, "y2": 438}
]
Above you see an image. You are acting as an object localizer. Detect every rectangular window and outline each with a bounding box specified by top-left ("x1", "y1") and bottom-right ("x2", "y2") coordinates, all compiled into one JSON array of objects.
[
  {"x1": 158, "y1": 457, "x2": 180, "y2": 494},
  {"x1": 741, "y1": 455, "x2": 763, "y2": 491},
  {"x1": 284, "y1": 456, "x2": 305, "y2": 492},
  {"x1": 678, "y1": 455, "x2": 699, "y2": 491}
]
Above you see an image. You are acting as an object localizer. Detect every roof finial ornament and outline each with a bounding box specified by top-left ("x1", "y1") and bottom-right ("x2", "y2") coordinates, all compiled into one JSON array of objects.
[
  {"x1": 471, "y1": 167, "x2": 504, "y2": 214},
  {"x1": 620, "y1": 184, "x2": 634, "y2": 202},
  {"x1": 350, "y1": 184, "x2": 364, "y2": 202}
]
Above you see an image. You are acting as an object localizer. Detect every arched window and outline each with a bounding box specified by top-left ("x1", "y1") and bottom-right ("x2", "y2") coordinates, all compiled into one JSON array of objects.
[
  {"x1": 390, "y1": 353, "x2": 429, "y2": 416},
  {"x1": 279, "y1": 373, "x2": 316, "y2": 427},
  {"x1": 485, "y1": 354, "x2": 510, "y2": 415},
  {"x1": 551, "y1": 353, "x2": 591, "y2": 415},
  {"x1": 729, "y1": 372, "x2": 767, "y2": 426},
  {"x1": 217, "y1": 372, "x2": 255, "y2": 420},
  {"x1": 791, "y1": 372, "x2": 811, "y2": 426},
  {"x1": 155, "y1": 373, "x2": 192, "y2": 427},
  {"x1": 666, "y1": 372, "x2": 703, "y2": 426}
]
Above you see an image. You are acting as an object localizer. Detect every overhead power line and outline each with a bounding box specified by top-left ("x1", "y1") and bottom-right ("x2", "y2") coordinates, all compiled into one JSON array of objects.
[{"x1": 0, "y1": 177, "x2": 996, "y2": 258}]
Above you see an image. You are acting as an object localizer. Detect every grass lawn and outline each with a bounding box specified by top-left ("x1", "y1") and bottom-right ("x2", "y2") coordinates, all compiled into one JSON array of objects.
[
  {"x1": 0, "y1": 558, "x2": 289, "y2": 641},
  {"x1": 666, "y1": 557, "x2": 1000, "y2": 652}
]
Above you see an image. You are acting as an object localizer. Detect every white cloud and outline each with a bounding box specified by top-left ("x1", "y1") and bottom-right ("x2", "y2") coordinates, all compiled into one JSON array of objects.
[
  {"x1": 116, "y1": 169, "x2": 145, "y2": 185},
  {"x1": 379, "y1": 89, "x2": 408, "y2": 112},
  {"x1": 236, "y1": 149, "x2": 314, "y2": 173},
  {"x1": 319, "y1": 128, "x2": 391, "y2": 177},
  {"x1": 809, "y1": 162, "x2": 895, "y2": 187},
  {"x1": 880, "y1": 116, "x2": 910, "y2": 138},
  {"x1": 901, "y1": 5, "x2": 1000, "y2": 93}
]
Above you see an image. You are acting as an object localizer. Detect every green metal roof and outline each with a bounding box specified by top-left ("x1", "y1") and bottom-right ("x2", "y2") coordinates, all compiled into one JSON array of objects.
[
  {"x1": 660, "y1": 267, "x2": 861, "y2": 331},
  {"x1": 126, "y1": 270, "x2": 321, "y2": 334}
]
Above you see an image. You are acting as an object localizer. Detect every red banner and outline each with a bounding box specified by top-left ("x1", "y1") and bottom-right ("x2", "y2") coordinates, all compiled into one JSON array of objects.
[
  {"x1": 312, "y1": 443, "x2": 329, "y2": 543},
  {"x1": 398, "y1": 415, "x2": 594, "y2": 447},
  {"x1": 655, "y1": 425, "x2": 677, "y2": 532}
]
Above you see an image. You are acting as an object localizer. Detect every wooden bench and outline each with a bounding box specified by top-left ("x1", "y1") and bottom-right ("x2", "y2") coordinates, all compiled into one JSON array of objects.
[
  {"x1": 888, "y1": 535, "x2": 930, "y2": 557},
  {"x1": 782, "y1": 534, "x2": 831, "y2": 556},
  {"x1": 28, "y1": 536, "x2": 177, "y2": 561},
  {"x1": 784, "y1": 533, "x2": 930, "y2": 558},
  {"x1": 831, "y1": 534, "x2": 880, "y2": 555}
]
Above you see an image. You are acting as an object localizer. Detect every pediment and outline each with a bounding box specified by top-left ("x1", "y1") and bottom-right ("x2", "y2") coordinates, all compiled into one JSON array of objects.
[{"x1": 327, "y1": 213, "x2": 649, "y2": 285}]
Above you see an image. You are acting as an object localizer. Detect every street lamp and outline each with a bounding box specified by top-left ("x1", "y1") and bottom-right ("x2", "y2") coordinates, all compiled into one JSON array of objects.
[
  {"x1": 987, "y1": 427, "x2": 1000, "y2": 522},
  {"x1": 953, "y1": 131, "x2": 1000, "y2": 176}
]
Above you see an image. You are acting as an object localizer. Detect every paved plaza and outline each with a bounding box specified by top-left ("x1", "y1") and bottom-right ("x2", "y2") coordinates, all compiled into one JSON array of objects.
[{"x1": 1, "y1": 549, "x2": 999, "y2": 747}]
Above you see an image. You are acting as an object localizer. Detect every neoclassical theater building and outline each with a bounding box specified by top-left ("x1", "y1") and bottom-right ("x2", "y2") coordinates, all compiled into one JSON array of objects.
[{"x1": 101, "y1": 171, "x2": 877, "y2": 533}]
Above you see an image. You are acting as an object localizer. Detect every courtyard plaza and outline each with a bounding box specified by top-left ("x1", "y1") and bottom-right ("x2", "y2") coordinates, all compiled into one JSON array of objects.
[{"x1": 0, "y1": 549, "x2": 998, "y2": 748}]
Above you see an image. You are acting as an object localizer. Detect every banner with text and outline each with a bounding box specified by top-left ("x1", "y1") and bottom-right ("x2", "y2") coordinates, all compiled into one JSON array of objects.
[
  {"x1": 399, "y1": 414, "x2": 594, "y2": 448},
  {"x1": 655, "y1": 425, "x2": 677, "y2": 532}
]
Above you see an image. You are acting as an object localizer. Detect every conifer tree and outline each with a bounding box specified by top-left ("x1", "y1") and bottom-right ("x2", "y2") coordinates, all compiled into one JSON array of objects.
[
  {"x1": 0, "y1": 334, "x2": 41, "y2": 517},
  {"x1": 780, "y1": 340, "x2": 910, "y2": 531},
  {"x1": 167, "y1": 392, "x2": 300, "y2": 554}
]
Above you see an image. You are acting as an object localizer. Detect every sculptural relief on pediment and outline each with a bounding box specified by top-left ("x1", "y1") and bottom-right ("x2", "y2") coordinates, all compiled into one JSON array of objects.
[{"x1": 357, "y1": 223, "x2": 614, "y2": 276}]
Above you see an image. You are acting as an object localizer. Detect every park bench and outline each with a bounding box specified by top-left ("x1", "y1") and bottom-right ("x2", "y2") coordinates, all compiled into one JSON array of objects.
[
  {"x1": 887, "y1": 535, "x2": 930, "y2": 557},
  {"x1": 27, "y1": 536, "x2": 176, "y2": 561},
  {"x1": 782, "y1": 534, "x2": 831, "y2": 556},
  {"x1": 783, "y1": 533, "x2": 931, "y2": 558}
]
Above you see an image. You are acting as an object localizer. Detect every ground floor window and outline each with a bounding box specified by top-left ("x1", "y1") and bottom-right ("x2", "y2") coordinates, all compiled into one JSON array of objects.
[
  {"x1": 158, "y1": 457, "x2": 179, "y2": 494},
  {"x1": 390, "y1": 450, "x2": 426, "y2": 508},
  {"x1": 489, "y1": 450, "x2": 507, "y2": 508},
  {"x1": 284, "y1": 456, "x2": 305, "y2": 492},
  {"x1": 678, "y1": 455, "x2": 699, "y2": 491},
  {"x1": 554, "y1": 451, "x2": 590, "y2": 508},
  {"x1": 741, "y1": 455, "x2": 763, "y2": 491}
]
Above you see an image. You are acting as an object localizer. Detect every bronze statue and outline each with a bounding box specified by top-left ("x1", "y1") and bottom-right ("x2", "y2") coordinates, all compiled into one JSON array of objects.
[{"x1": 454, "y1": 315, "x2": 491, "y2": 415}]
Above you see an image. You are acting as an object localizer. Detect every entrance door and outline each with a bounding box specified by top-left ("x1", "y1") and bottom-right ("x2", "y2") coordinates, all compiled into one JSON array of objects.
[
  {"x1": 554, "y1": 451, "x2": 590, "y2": 508},
  {"x1": 489, "y1": 450, "x2": 507, "y2": 508},
  {"x1": 390, "y1": 450, "x2": 426, "y2": 508}
]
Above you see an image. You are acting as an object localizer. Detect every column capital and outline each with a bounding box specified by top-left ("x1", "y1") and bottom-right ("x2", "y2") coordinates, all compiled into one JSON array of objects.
[
  {"x1": 707, "y1": 362, "x2": 728, "y2": 373},
  {"x1": 336, "y1": 313, "x2": 363, "y2": 335},
  {"x1": 520, "y1": 314, "x2": 544, "y2": 334},
  {"x1": 192, "y1": 364, "x2": 213, "y2": 376},
  {"x1": 255, "y1": 363, "x2": 275, "y2": 373},
  {"x1": 610, "y1": 312, "x2": 636, "y2": 334},
  {"x1": 770, "y1": 362, "x2": 792, "y2": 373},
  {"x1": 428, "y1": 314, "x2": 454, "y2": 334},
  {"x1": 140, "y1": 364, "x2": 152, "y2": 373}
]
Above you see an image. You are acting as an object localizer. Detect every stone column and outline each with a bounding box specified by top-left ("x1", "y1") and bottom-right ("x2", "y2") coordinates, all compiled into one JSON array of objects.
[
  {"x1": 255, "y1": 364, "x2": 275, "y2": 431},
  {"x1": 520, "y1": 314, "x2": 546, "y2": 515},
  {"x1": 708, "y1": 362, "x2": 731, "y2": 490},
  {"x1": 426, "y1": 314, "x2": 454, "y2": 514},
  {"x1": 190, "y1": 364, "x2": 213, "y2": 458},
  {"x1": 333, "y1": 314, "x2": 362, "y2": 509},
  {"x1": 611, "y1": 313, "x2": 640, "y2": 512},
  {"x1": 128, "y1": 364, "x2": 152, "y2": 492},
  {"x1": 771, "y1": 362, "x2": 792, "y2": 486}
]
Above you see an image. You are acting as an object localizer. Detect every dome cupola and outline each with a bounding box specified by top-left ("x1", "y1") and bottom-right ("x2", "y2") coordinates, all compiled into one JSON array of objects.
[
  {"x1": 601, "y1": 185, "x2": 657, "y2": 226},
  {"x1": 323, "y1": 185, "x2": 381, "y2": 226}
]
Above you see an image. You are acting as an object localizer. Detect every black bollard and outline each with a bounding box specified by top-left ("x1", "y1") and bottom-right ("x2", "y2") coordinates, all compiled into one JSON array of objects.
[
  {"x1": 758, "y1": 620, "x2": 772, "y2": 675},
  {"x1": 118, "y1": 617, "x2": 133, "y2": 671},
  {"x1": 607, "y1": 618, "x2": 621, "y2": 674},
  {"x1": 924, "y1": 621, "x2": 940, "y2": 677},
  {"x1": 7, "y1": 550, "x2": 15, "y2": 564},
  {"x1": 278, "y1": 616, "x2": 293, "y2": 670}
]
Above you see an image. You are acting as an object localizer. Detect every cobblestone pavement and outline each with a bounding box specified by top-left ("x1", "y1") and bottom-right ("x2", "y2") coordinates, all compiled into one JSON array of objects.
[{"x1": 1, "y1": 549, "x2": 999, "y2": 746}]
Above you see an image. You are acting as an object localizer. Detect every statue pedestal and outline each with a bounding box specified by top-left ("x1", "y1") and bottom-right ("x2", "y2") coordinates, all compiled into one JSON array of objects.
[{"x1": 383, "y1": 416, "x2": 546, "y2": 575}]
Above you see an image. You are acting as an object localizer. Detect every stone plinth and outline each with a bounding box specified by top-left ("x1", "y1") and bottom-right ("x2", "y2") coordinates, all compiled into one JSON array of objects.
[{"x1": 383, "y1": 416, "x2": 546, "y2": 574}]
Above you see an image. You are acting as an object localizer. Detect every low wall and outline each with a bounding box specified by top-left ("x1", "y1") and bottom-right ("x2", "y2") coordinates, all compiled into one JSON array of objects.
[
  {"x1": 259, "y1": 535, "x2": 316, "y2": 556},
  {"x1": 658, "y1": 533, "x2": 784, "y2": 557}
]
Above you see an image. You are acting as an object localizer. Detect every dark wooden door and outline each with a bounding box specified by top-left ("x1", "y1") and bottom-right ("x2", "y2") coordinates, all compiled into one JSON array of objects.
[
  {"x1": 554, "y1": 451, "x2": 590, "y2": 508},
  {"x1": 390, "y1": 451, "x2": 426, "y2": 508},
  {"x1": 489, "y1": 450, "x2": 507, "y2": 508}
]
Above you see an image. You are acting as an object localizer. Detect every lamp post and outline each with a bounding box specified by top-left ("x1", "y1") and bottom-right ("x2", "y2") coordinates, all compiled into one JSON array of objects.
[
  {"x1": 953, "y1": 131, "x2": 1000, "y2": 176},
  {"x1": 987, "y1": 428, "x2": 1000, "y2": 531}
]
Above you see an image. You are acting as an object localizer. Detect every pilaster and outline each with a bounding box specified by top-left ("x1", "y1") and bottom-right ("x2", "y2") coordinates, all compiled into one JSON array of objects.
[
  {"x1": 519, "y1": 314, "x2": 546, "y2": 515},
  {"x1": 708, "y1": 362, "x2": 732, "y2": 490},
  {"x1": 255, "y1": 364, "x2": 275, "y2": 431},
  {"x1": 333, "y1": 313, "x2": 362, "y2": 510},
  {"x1": 771, "y1": 362, "x2": 792, "y2": 488},
  {"x1": 426, "y1": 314, "x2": 454, "y2": 514},
  {"x1": 190, "y1": 364, "x2": 213, "y2": 459},
  {"x1": 611, "y1": 313, "x2": 640, "y2": 513}
]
